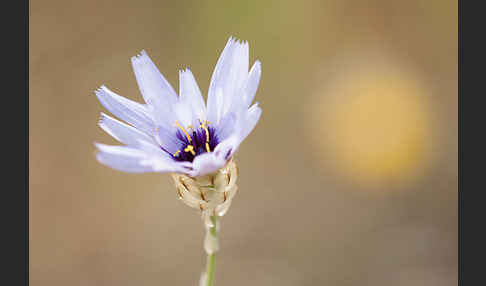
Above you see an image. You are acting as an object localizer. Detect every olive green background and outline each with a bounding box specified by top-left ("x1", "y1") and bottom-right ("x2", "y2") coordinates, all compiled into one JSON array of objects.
[{"x1": 30, "y1": 0, "x2": 457, "y2": 285}]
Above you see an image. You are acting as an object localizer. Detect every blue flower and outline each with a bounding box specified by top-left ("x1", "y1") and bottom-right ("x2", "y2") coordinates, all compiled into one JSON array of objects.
[{"x1": 94, "y1": 37, "x2": 262, "y2": 177}]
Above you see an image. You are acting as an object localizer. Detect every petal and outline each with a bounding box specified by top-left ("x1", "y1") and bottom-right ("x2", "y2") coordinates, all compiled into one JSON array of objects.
[
  {"x1": 95, "y1": 85, "x2": 155, "y2": 135},
  {"x1": 95, "y1": 143, "x2": 187, "y2": 173},
  {"x1": 222, "y1": 40, "x2": 249, "y2": 114},
  {"x1": 213, "y1": 135, "x2": 240, "y2": 160},
  {"x1": 98, "y1": 113, "x2": 156, "y2": 147},
  {"x1": 95, "y1": 143, "x2": 159, "y2": 173},
  {"x1": 243, "y1": 60, "x2": 261, "y2": 109},
  {"x1": 207, "y1": 37, "x2": 249, "y2": 125},
  {"x1": 215, "y1": 112, "x2": 237, "y2": 142},
  {"x1": 219, "y1": 103, "x2": 262, "y2": 158},
  {"x1": 179, "y1": 68, "x2": 206, "y2": 123},
  {"x1": 189, "y1": 152, "x2": 227, "y2": 177},
  {"x1": 131, "y1": 50, "x2": 178, "y2": 126},
  {"x1": 135, "y1": 140, "x2": 194, "y2": 171},
  {"x1": 239, "y1": 103, "x2": 262, "y2": 143},
  {"x1": 172, "y1": 101, "x2": 194, "y2": 129},
  {"x1": 209, "y1": 87, "x2": 224, "y2": 124},
  {"x1": 155, "y1": 125, "x2": 185, "y2": 154},
  {"x1": 223, "y1": 60, "x2": 260, "y2": 120},
  {"x1": 207, "y1": 38, "x2": 235, "y2": 124}
]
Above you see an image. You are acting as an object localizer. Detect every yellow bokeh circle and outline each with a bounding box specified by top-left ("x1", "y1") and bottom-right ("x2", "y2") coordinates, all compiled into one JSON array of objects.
[{"x1": 309, "y1": 68, "x2": 433, "y2": 186}]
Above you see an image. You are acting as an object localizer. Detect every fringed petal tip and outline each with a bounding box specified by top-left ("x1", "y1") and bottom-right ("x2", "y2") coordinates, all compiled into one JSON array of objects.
[
  {"x1": 93, "y1": 84, "x2": 155, "y2": 135},
  {"x1": 179, "y1": 67, "x2": 192, "y2": 75},
  {"x1": 227, "y1": 35, "x2": 248, "y2": 46},
  {"x1": 131, "y1": 49, "x2": 148, "y2": 61},
  {"x1": 94, "y1": 85, "x2": 106, "y2": 96}
]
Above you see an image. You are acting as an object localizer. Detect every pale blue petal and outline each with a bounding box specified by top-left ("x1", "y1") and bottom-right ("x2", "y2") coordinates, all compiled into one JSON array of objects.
[
  {"x1": 189, "y1": 152, "x2": 227, "y2": 177},
  {"x1": 172, "y1": 101, "x2": 194, "y2": 129},
  {"x1": 136, "y1": 140, "x2": 194, "y2": 172},
  {"x1": 207, "y1": 37, "x2": 235, "y2": 124},
  {"x1": 239, "y1": 103, "x2": 262, "y2": 143},
  {"x1": 219, "y1": 103, "x2": 262, "y2": 159},
  {"x1": 213, "y1": 135, "x2": 239, "y2": 160},
  {"x1": 243, "y1": 60, "x2": 261, "y2": 109},
  {"x1": 95, "y1": 85, "x2": 155, "y2": 135},
  {"x1": 207, "y1": 37, "x2": 249, "y2": 125},
  {"x1": 155, "y1": 125, "x2": 185, "y2": 154},
  {"x1": 179, "y1": 68, "x2": 206, "y2": 123},
  {"x1": 208, "y1": 87, "x2": 224, "y2": 124},
  {"x1": 221, "y1": 40, "x2": 249, "y2": 115},
  {"x1": 131, "y1": 50, "x2": 178, "y2": 127},
  {"x1": 223, "y1": 59, "x2": 260, "y2": 119},
  {"x1": 95, "y1": 143, "x2": 159, "y2": 173},
  {"x1": 95, "y1": 143, "x2": 186, "y2": 173},
  {"x1": 139, "y1": 141, "x2": 192, "y2": 173},
  {"x1": 98, "y1": 113, "x2": 156, "y2": 146},
  {"x1": 215, "y1": 112, "x2": 237, "y2": 142}
]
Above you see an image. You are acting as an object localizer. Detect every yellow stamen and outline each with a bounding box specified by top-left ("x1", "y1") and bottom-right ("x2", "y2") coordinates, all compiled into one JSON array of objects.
[
  {"x1": 200, "y1": 120, "x2": 211, "y2": 152},
  {"x1": 184, "y1": 145, "x2": 196, "y2": 155},
  {"x1": 175, "y1": 121, "x2": 192, "y2": 143},
  {"x1": 173, "y1": 150, "x2": 181, "y2": 157}
]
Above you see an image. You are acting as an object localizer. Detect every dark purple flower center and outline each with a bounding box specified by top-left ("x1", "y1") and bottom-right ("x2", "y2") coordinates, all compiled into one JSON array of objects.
[{"x1": 171, "y1": 121, "x2": 219, "y2": 163}]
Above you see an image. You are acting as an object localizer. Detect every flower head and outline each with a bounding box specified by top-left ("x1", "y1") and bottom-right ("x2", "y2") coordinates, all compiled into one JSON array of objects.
[{"x1": 94, "y1": 37, "x2": 262, "y2": 177}]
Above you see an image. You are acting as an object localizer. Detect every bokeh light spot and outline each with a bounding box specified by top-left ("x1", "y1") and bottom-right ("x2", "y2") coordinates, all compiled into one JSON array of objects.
[{"x1": 309, "y1": 67, "x2": 433, "y2": 186}]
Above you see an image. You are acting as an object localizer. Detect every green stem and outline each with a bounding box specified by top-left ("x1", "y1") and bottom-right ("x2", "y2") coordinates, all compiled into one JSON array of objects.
[
  {"x1": 205, "y1": 216, "x2": 218, "y2": 286},
  {"x1": 206, "y1": 252, "x2": 216, "y2": 286}
]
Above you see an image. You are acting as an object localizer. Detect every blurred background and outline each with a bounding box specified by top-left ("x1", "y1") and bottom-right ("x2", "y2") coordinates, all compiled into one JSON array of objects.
[{"x1": 30, "y1": 0, "x2": 457, "y2": 285}]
